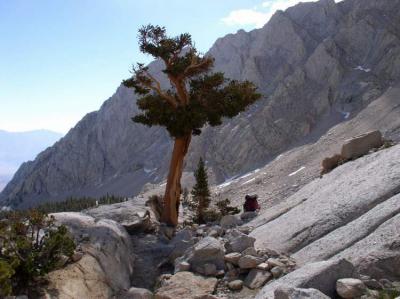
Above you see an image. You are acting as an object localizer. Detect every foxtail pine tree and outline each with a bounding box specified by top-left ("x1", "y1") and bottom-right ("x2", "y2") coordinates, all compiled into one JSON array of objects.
[{"x1": 123, "y1": 25, "x2": 261, "y2": 226}]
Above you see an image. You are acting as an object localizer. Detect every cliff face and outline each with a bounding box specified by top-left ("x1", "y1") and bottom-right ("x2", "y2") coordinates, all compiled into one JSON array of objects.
[
  {"x1": 188, "y1": 0, "x2": 400, "y2": 179},
  {"x1": 2, "y1": 0, "x2": 400, "y2": 208}
]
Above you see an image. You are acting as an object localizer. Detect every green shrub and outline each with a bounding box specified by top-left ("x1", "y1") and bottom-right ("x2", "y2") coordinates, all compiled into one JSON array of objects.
[
  {"x1": 216, "y1": 198, "x2": 240, "y2": 216},
  {"x1": 201, "y1": 208, "x2": 222, "y2": 223},
  {"x1": 0, "y1": 210, "x2": 75, "y2": 296},
  {"x1": 378, "y1": 289, "x2": 400, "y2": 299},
  {"x1": 0, "y1": 259, "x2": 15, "y2": 297},
  {"x1": 381, "y1": 139, "x2": 396, "y2": 149}
]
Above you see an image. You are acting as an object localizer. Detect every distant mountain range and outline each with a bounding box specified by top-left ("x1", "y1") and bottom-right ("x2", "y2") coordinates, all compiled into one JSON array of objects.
[{"x1": 0, "y1": 130, "x2": 63, "y2": 191}]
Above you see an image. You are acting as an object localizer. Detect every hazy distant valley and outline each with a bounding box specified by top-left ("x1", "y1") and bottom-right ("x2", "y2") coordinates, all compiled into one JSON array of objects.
[{"x1": 0, "y1": 129, "x2": 62, "y2": 191}]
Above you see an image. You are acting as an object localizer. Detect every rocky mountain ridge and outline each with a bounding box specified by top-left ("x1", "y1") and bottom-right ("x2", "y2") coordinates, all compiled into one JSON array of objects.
[{"x1": 2, "y1": 0, "x2": 400, "y2": 208}]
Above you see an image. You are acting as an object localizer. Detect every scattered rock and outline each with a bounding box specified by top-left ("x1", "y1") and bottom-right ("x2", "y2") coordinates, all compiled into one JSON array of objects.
[
  {"x1": 274, "y1": 286, "x2": 330, "y2": 299},
  {"x1": 216, "y1": 270, "x2": 225, "y2": 278},
  {"x1": 244, "y1": 269, "x2": 272, "y2": 289},
  {"x1": 226, "y1": 262, "x2": 235, "y2": 271},
  {"x1": 176, "y1": 237, "x2": 225, "y2": 274},
  {"x1": 237, "y1": 226, "x2": 253, "y2": 235},
  {"x1": 238, "y1": 255, "x2": 264, "y2": 269},
  {"x1": 210, "y1": 226, "x2": 224, "y2": 236},
  {"x1": 336, "y1": 278, "x2": 367, "y2": 298},
  {"x1": 123, "y1": 287, "x2": 154, "y2": 299},
  {"x1": 267, "y1": 258, "x2": 285, "y2": 268},
  {"x1": 257, "y1": 263, "x2": 270, "y2": 271},
  {"x1": 224, "y1": 252, "x2": 242, "y2": 265},
  {"x1": 242, "y1": 247, "x2": 258, "y2": 256},
  {"x1": 220, "y1": 215, "x2": 243, "y2": 228},
  {"x1": 320, "y1": 154, "x2": 344, "y2": 175},
  {"x1": 156, "y1": 274, "x2": 173, "y2": 288},
  {"x1": 168, "y1": 228, "x2": 195, "y2": 262},
  {"x1": 204, "y1": 263, "x2": 217, "y2": 276},
  {"x1": 208, "y1": 230, "x2": 219, "y2": 238},
  {"x1": 224, "y1": 269, "x2": 240, "y2": 282},
  {"x1": 225, "y1": 229, "x2": 255, "y2": 253},
  {"x1": 341, "y1": 130, "x2": 383, "y2": 160},
  {"x1": 255, "y1": 259, "x2": 356, "y2": 299},
  {"x1": 154, "y1": 271, "x2": 217, "y2": 299},
  {"x1": 263, "y1": 248, "x2": 280, "y2": 258},
  {"x1": 271, "y1": 266, "x2": 284, "y2": 278},
  {"x1": 228, "y1": 280, "x2": 243, "y2": 291},
  {"x1": 175, "y1": 261, "x2": 191, "y2": 273},
  {"x1": 71, "y1": 251, "x2": 84, "y2": 263}
]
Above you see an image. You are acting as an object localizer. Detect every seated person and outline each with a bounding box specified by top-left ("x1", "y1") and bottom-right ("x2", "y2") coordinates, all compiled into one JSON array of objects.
[{"x1": 243, "y1": 194, "x2": 260, "y2": 212}]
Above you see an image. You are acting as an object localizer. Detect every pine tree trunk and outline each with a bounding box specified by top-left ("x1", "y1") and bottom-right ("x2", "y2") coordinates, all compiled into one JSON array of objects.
[{"x1": 162, "y1": 134, "x2": 192, "y2": 226}]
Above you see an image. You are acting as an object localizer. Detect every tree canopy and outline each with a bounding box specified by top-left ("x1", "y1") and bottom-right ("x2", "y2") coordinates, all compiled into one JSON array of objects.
[{"x1": 123, "y1": 25, "x2": 261, "y2": 138}]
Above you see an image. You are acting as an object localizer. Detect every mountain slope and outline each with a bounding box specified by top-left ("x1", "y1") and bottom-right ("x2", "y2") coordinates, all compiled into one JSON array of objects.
[
  {"x1": 209, "y1": 83, "x2": 400, "y2": 210},
  {"x1": 0, "y1": 130, "x2": 62, "y2": 192},
  {"x1": 2, "y1": 0, "x2": 400, "y2": 208},
  {"x1": 252, "y1": 142, "x2": 400, "y2": 298}
]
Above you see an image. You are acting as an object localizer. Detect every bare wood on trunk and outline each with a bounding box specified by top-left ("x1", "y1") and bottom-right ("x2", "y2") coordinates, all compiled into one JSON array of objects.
[{"x1": 162, "y1": 133, "x2": 192, "y2": 226}]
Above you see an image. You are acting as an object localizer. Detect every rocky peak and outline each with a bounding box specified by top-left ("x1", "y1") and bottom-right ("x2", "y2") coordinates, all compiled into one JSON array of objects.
[{"x1": 286, "y1": 0, "x2": 341, "y2": 38}]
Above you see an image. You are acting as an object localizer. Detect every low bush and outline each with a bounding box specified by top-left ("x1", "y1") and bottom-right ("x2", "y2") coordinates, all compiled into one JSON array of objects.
[
  {"x1": 216, "y1": 198, "x2": 240, "y2": 216},
  {"x1": 198, "y1": 208, "x2": 221, "y2": 223},
  {"x1": 0, "y1": 210, "x2": 75, "y2": 297},
  {"x1": 381, "y1": 139, "x2": 396, "y2": 150},
  {"x1": 378, "y1": 289, "x2": 400, "y2": 299}
]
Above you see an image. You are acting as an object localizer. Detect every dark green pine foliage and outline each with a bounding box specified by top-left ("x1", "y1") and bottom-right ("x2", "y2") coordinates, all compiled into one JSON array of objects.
[
  {"x1": 122, "y1": 24, "x2": 261, "y2": 138},
  {"x1": 191, "y1": 158, "x2": 211, "y2": 223}
]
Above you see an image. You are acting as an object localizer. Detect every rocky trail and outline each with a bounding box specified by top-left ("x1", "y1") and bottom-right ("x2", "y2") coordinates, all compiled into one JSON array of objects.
[
  {"x1": 129, "y1": 234, "x2": 173, "y2": 290},
  {"x1": 39, "y1": 136, "x2": 400, "y2": 299}
]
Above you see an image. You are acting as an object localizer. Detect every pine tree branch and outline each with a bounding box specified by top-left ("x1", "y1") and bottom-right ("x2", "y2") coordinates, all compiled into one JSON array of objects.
[
  {"x1": 169, "y1": 77, "x2": 189, "y2": 105},
  {"x1": 142, "y1": 70, "x2": 178, "y2": 108},
  {"x1": 184, "y1": 56, "x2": 213, "y2": 77}
]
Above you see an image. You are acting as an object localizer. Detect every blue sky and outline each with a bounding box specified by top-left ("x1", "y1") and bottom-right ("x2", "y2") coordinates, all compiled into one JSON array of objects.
[{"x1": 0, "y1": 0, "x2": 314, "y2": 134}]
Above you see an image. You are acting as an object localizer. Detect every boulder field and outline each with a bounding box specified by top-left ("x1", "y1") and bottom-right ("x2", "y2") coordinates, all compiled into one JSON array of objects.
[{"x1": 41, "y1": 142, "x2": 400, "y2": 299}]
